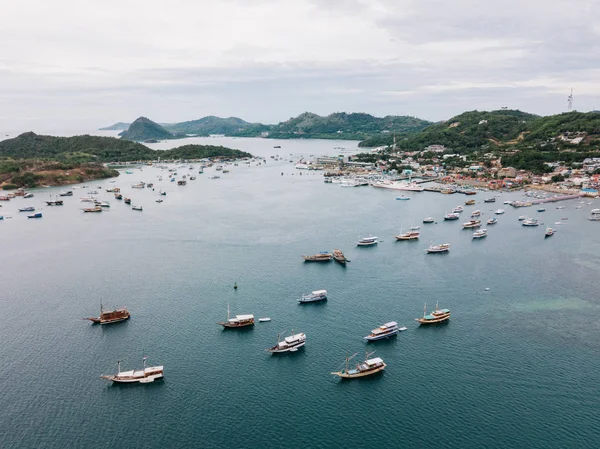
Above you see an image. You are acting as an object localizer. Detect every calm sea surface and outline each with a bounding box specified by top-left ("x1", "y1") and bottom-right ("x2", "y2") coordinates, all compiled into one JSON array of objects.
[{"x1": 1, "y1": 135, "x2": 599, "y2": 448}]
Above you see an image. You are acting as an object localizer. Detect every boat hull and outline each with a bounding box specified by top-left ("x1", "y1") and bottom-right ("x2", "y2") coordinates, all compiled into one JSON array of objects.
[
  {"x1": 416, "y1": 315, "x2": 450, "y2": 325},
  {"x1": 364, "y1": 329, "x2": 407, "y2": 341},
  {"x1": 267, "y1": 341, "x2": 306, "y2": 353},
  {"x1": 88, "y1": 315, "x2": 130, "y2": 325},
  {"x1": 217, "y1": 322, "x2": 254, "y2": 328},
  {"x1": 101, "y1": 373, "x2": 163, "y2": 383},
  {"x1": 331, "y1": 364, "x2": 386, "y2": 379}
]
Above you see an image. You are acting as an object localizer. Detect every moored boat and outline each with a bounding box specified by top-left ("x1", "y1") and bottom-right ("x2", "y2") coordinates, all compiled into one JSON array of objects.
[
  {"x1": 86, "y1": 304, "x2": 130, "y2": 324},
  {"x1": 495, "y1": 209, "x2": 505, "y2": 215},
  {"x1": 332, "y1": 249, "x2": 348, "y2": 264},
  {"x1": 132, "y1": 205, "x2": 143, "y2": 211},
  {"x1": 396, "y1": 195, "x2": 410, "y2": 200},
  {"x1": 217, "y1": 304, "x2": 254, "y2": 328},
  {"x1": 357, "y1": 236, "x2": 378, "y2": 246},
  {"x1": 484, "y1": 197, "x2": 496, "y2": 203},
  {"x1": 416, "y1": 302, "x2": 450, "y2": 325},
  {"x1": 59, "y1": 190, "x2": 73, "y2": 197},
  {"x1": 470, "y1": 209, "x2": 481, "y2": 217},
  {"x1": 27, "y1": 212, "x2": 43, "y2": 218},
  {"x1": 453, "y1": 206, "x2": 464, "y2": 213},
  {"x1": 462, "y1": 219, "x2": 481, "y2": 229},
  {"x1": 83, "y1": 206, "x2": 102, "y2": 213},
  {"x1": 444, "y1": 213, "x2": 459, "y2": 220},
  {"x1": 19, "y1": 206, "x2": 36, "y2": 212},
  {"x1": 266, "y1": 332, "x2": 306, "y2": 353},
  {"x1": 364, "y1": 321, "x2": 406, "y2": 341},
  {"x1": 331, "y1": 351, "x2": 386, "y2": 379},
  {"x1": 522, "y1": 218, "x2": 539, "y2": 227},
  {"x1": 487, "y1": 217, "x2": 497, "y2": 225},
  {"x1": 472, "y1": 228, "x2": 487, "y2": 239},
  {"x1": 299, "y1": 289, "x2": 327, "y2": 303},
  {"x1": 124, "y1": 197, "x2": 132, "y2": 204},
  {"x1": 423, "y1": 217, "x2": 434, "y2": 223},
  {"x1": 395, "y1": 230, "x2": 420, "y2": 240},
  {"x1": 426, "y1": 243, "x2": 450, "y2": 253},
  {"x1": 518, "y1": 215, "x2": 527, "y2": 221},
  {"x1": 465, "y1": 199, "x2": 476, "y2": 205},
  {"x1": 101, "y1": 357, "x2": 163, "y2": 384},
  {"x1": 46, "y1": 199, "x2": 64, "y2": 206},
  {"x1": 545, "y1": 227, "x2": 555, "y2": 237},
  {"x1": 302, "y1": 252, "x2": 332, "y2": 262}
]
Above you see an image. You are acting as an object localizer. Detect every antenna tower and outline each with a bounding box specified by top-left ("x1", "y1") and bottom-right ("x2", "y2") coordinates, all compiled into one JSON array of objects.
[{"x1": 568, "y1": 88, "x2": 573, "y2": 111}]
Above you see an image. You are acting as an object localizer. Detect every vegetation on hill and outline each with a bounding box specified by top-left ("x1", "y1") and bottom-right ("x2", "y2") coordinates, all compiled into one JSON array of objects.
[
  {"x1": 164, "y1": 116, "x2": 269, "y2": 136},
  {"x1": 99, "y1": 122, "x2": 130, "y2": 131},
  {"x1": 119, "y1": 117, "x2": 178, "y2": 141}
]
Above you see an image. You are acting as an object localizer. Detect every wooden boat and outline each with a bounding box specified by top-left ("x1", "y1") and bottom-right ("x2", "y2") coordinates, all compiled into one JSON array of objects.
[
  {"x1": 114, "y1": 193, "x2": 123, "y2": 200},
  {"x1": 395, "y1": 230, "x2": 419, "y2": 240},
  {"x1": 27, "y1": 212, "x2": 42, "y2": 218},
  {"x1": 101, "y1": 357, "x2": 163, "y2": 384},
  {"x1": 462, "y1": 219, "x2": 481, "y2": 229},
  {"x1": 124, "y1": 197, "x2": 132, "y2": 204},
  {"x1": 302, "y1": 252, "x2": 332, "y2": 262},
  {"x1": 426, "y1": 243, "x2": 450, "y2": 253},
  {"x1": 465, "y1": 199, "x2": 476, "y2": 205},
  {"x1": 83, "y1": 206, "x2": 102, "y2": 213},
  {"x1": 331, "y1": 351, "x2": 386, "y2": 379},
  {"x1": 86, "y1": 304, "x2": 130, "y2": 324},
  {"x1": 416, "y1": 302, "x2": 450, "y2": 325},
  {"x1": 217, "y1": 304, "x2": 254, "y2": 328},
  {"x1": 266, "y1": 332, "x2": 306, "y2": 353},
  {"x1": 332, "y1": 249, "x2": 348, "y2": 264}
]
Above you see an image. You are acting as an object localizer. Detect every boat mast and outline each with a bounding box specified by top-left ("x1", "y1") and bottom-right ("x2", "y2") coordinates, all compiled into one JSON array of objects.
[
  {"x1": 423, "y1": 302, "x2": 427, "y2": 318},
  {"x1": 117, "y1": 360, "x2": 121, "y2": 374},
  {"x1": 227, "y1": 303, "x2": 230, "y2": 320}
]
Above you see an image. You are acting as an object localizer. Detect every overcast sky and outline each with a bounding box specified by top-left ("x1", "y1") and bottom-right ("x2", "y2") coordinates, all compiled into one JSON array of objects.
[{"x1": 1, "y1": 0, "x2": 599, "y2": 132}]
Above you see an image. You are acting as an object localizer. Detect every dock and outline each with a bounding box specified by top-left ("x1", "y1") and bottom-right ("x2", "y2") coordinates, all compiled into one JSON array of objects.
[{"x1": 510, "y1": 193, "x2": 585, "y2": 207}]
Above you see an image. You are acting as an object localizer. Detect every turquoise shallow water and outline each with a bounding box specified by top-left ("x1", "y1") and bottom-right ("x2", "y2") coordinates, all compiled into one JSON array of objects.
[{"x1": 1, "y1": 137, "x2": 600, "y2": 448}]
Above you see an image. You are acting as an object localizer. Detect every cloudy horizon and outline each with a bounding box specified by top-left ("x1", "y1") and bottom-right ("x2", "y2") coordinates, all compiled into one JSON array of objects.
[{"x1": 1, "y1": 0, "x2": 599, "y2": 133}]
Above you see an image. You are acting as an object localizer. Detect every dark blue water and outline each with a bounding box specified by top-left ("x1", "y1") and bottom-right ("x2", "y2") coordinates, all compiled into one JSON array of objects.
[{"x1": 1, "y1": 137, "x2": 599, "y2": 448}]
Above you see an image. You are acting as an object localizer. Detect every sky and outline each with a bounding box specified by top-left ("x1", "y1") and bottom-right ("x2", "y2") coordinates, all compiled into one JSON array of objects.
[{"x1": 1, "y1": 0, "x2": 599, "y2": 132}]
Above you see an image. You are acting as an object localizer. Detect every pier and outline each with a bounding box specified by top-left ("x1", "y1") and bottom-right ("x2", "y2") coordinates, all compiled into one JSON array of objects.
[{"x1": 510, "y1": 193, "x2": 586, "y2": 207}]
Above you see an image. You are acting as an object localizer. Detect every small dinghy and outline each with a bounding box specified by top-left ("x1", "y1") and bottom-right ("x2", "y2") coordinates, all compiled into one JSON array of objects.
[{"x1": 259, "y1": 318, "x2": 271, "y2": 322}]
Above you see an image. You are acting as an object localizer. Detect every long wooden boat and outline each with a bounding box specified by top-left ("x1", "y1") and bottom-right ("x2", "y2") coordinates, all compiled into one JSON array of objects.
[
  {"x1": 302, "y1": 253, "x2": 332, "y2": 262},
  {"x1": 416, "y1": 302, "x2": 450, "y2": 325},
  {"x1": 331, "y1": 351, "x2": 386, "y2": 379},
  {"x1": 101, "y1": 357, "x2": 163, "y2": 383},
  {"x1": 217, "y1": 304, "x2": 254, "y2": 328},
  {"x1": 83, "y1": 206, "x2": 103, "y2": 213},
  {"x1": 86, "y1": 304, "x2": 130, "y2": 324}
]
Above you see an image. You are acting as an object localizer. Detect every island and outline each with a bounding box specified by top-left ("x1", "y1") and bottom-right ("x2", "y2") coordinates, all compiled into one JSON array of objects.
[{"x1": 0, "y1": 132, "x2": 252, "y2": 189}]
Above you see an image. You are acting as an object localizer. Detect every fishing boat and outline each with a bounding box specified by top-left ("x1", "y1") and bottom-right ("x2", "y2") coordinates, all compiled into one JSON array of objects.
[
  {"x1": 364, "y1": 321, "x2": 406, "y2": 341},
  {"x1": 27, "y1": 212, "x2": 42, "y2": 218},
  {"x1": 522, "y1": 218, "x2": 539, "y2": 227},
  {"x1": 124, "y1": 197, "x2": 132, "y2": 204},
  {"x1": 465, "y1": 199, "x2": 476, "y2": 205},
  {"x1": 416, "y1": 302, "x2": 450, "y2": 325},
  {"x1": 396, "y1": 195, "x2": 410, "y2": 200},
  {"x1": 331, "y1": 351, "x2": 386, "y2": 379},
  {"x1": 545, "y1": 227, "x2": 555, "y2": 237},
  {"x1": 487, "y1": 217, "x2": 497, "y2": 225},
  {"x1": 19, "y1": 206, "x2": 36, "y2": 212},
  {"x1": 426, "y1": 243, "x2": 450, "y2": 253},
  {"x1": 495, "y1": 209, "x2": 505, "y2": 215},
  {"x1": 444, "y1": 213, "x2": 460, "y2": 221},
  {"x1": 470, "y1": 209, "x2": 481, "y2": 217},
  {"x1": 101, "y1": 357, "x2": 163, "y2": 384},
  {"x1": 395, "y1": 230, "x2": 420, "y2": 240},
  {"x1": 357, "y1": 236, "x2": 378, "y2": 246},
  {"x1": 86, "y1": 304, "x2": 130, "y2": 324},
  {"x1": 46, "y1": 199, "x2": 63, "y2": 206},
  {"x1": 484, "y1": 197, "x2": 496, "y2": 203},
  {"x1": 217, "y1": 304, "x2": 255, "y2": 328},
  {"x1": 266, "y1": 332, "x2": 306, "y2": 353},
  {"x1": 332, "y1": 249, "x2": 348, "y2": 264},
  {"x1": 59, "y1": 190, "x2": 73, "y2": 197},
  {"x1": 423, "y1": 217, "x2": 434, "y2": 223},
  {"x1": 302, "y1": 252, "x2": 332, "y2": 262},
  {"x1": 462, "y1": 219, "x2": 481, "y2": 229},
  {"x1": 299, "y1": 289, "x2": 327, "y2": 303},
  {"x1": 472, "y1": 228, "x2": 487, "y2": 239},
  {"x1": 83, "y1": 206, "x2": 102, "y2": 213},
  {"x1": 132, "y1": 205, "x2": 143, "y2": 211}
]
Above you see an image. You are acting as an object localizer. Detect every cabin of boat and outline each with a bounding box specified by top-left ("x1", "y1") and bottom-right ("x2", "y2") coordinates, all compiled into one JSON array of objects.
[
  {"x1": 331, "y1": 352, "x2": 386, "y2": 379},
  {"x1": 266, "y1": 332, "x2": 306, "y2": 353},
  {"x1": 357, "y1": 236, "x2": 378, "y2": 246},
  {"x1": 299, "y1": 289, "x2": 328, "y2": 303},
  {"x1": 302, "y1": 252, "x2": 332, "y2": 262},
  {"x1": 87, "y1": 306, "x2": 130, "y2": 324},
  {"x1": 332, "y1": 249, "x2": 347, "y2": 264},
  {"x1": 101, "y1": 359, "x2": 163, "y2": 383},
  {"x1": 416, "y1": 302, "x2": 450, "y2": 325},
  {"x1": 364, "y1": 321, "x2": 406, "y2": 341}
]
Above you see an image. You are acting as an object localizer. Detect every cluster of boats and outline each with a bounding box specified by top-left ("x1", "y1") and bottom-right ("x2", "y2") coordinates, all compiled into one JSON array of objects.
[{"x1": 302, "y1": 249, "x2": 349, "y2": 264}]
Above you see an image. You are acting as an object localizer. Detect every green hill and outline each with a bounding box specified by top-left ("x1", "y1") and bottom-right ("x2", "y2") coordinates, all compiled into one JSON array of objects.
[
  {"x1": 0, "y1": 132, "x2": 252, "y2": 163},
  {"x1": 268, "y1": 112, "x2": 432, "y2": 140},
  {"x1": 164, "y1": 116, "x2": 268, "y2": 136},
  {"x1": 99, "y1": 122, "x2": 131, "y2": 131},
  {"x1": 119, "y1": 117, "x2": 176, "y2": 141}
]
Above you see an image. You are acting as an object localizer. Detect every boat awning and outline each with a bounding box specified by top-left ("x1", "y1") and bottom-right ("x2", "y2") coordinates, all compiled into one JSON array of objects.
[
  {"x1": 118, "y1": 370, "x2": 135, "y2": 377},
  {"x1": 366, "y1": 357, "x2": 383, "y2": 365},
  {"x1": 311, "y1": 290, "x2": 327, "y2": 295},
  {"x1": 235, "y1": 314, "x2": 254, "y2": 320},
  {"x1": 284, "y1": 333, "x2": 305, "y2": 343},
  {"x1": 383, "y1": 321, "x2": 397, "y2": 328}
]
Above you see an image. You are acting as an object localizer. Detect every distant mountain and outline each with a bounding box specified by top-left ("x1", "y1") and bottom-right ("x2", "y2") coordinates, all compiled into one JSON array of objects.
[
  {"x1": 99, "y1": 122, "x2": 130, "y2": 131},
  {"x1": 119, "y1": 117, "x2": 176, "y2": 141},
  {"x1": 164, "y1": 116, "x2": 268, "y2": 136},
  {"x1": 267, "y1": 112, "x2": 432, "y2": 140}
]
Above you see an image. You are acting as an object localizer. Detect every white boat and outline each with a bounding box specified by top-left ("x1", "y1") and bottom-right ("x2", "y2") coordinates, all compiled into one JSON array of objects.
[
  {"x1": 591, "y1": 209, "x2": 600, "y2": 214},
  {"x1": 537, "y1": 207, "x2": 546, "y2": 212},
  {"x1": 462, "y1": 219, "x2": 481, "y2": 229},
  {"x1": 423, "y1": 217, "x2": 434, "y2": 223},
  {"x1": 299, "y1": 289, "x2": 328, "y2": 303},
  {"x1": 470, "y1": 209, "x2": 481, "y2": 217},
  {"x1": 453, "y1": 206, "x2": 464, "y2": 213},
  {"x1": 545, "y1": 227, "x2": 555, "y2": 237},
  {"x1": 80, "y1": 196, "x2": 97, "y2": 202},
  {"x1": 472, "y1": 228, "x2": 488, "y2": 239},
  {"x1": 395, "y1": 230, "x2": 420, "y2": 240},
  {"x1": 444, "y1": 213, "x2": 460, "y2": 220},
  {"x1": 266, "y1": 332, "x2": 306, "y2": 353},
  {"x1": 427, "y1": 243, "x2": 450, "y2": 253},
  {"x1": 494, "y1": 209, "x2": 505, "y2": 215},
  {"x1": 357, "y1": 236, "x2": 378, "y2": 246},
  {"x1": 371, "y1": 180, "x2": 424, "y2": 191},
  {"x1": 522, "y1": 218, "x2": 539, "y2": 226},
  {"x1": 396, "y1": 195, "x2": 410, "y2": 200},
  {"x1": 364, "y1": 321, "x2": 407, "y2": 341},
  {"x1": 518, "y1": 215, "x2": 527, "y2": 221},
  {"x1": 503, "y1": 201, "x2": 512, "y2": 205},
  {"x1": 487, "y1": 217, "x2": 497, "y2": 225},
  {"x1": 331, "y1": 351, "x2": 386, "y2": 379},
  {"x1": 259, "y1": 317, "x2": 271, "y2": 322},
  {"x1": 100, "y1": 357, "x2": 163, "y2": 384}
]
